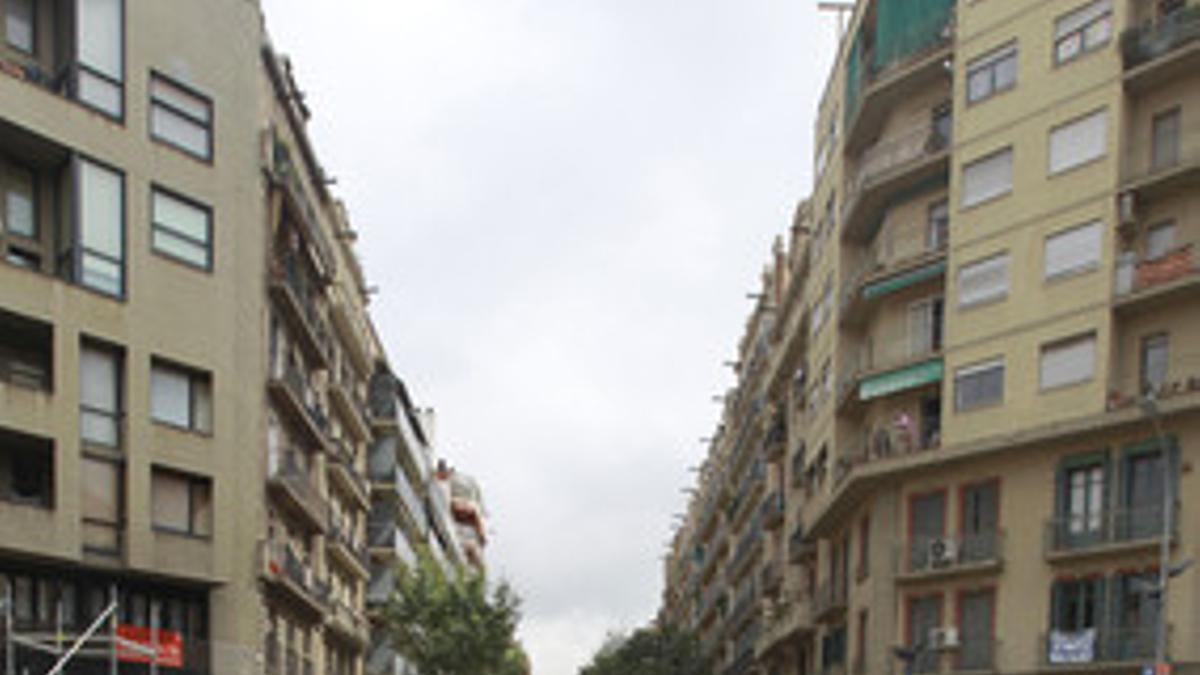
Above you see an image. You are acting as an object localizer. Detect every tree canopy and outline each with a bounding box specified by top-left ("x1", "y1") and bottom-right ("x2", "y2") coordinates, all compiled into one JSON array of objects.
[
  {"x1": 578, "y1": 625, "x2": 709, "y2": 675},
  {"x1": 381, "y1": 552, "x2": 526, "y2": 675}
]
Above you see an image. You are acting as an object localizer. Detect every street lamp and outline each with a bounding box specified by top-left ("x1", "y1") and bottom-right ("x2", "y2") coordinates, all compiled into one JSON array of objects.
[{"x1": 1138, "y1": 393, "x2": 1179, "y2": 669}]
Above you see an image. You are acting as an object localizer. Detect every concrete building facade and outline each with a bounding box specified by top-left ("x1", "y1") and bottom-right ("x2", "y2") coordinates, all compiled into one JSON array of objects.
[
  {"x1": 0, "y1": 2, "x2": 475, "y2": 675},
  {"x1": 663, "y1": 1, "x2": 1200, "y2": 674}
]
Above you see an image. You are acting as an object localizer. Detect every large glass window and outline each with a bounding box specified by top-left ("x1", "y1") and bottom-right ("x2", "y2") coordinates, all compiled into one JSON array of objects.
[
  {"x1": 966, "y1": 43, "x2": 1017, "y2": 104},
  {"x1": 81, "y1": 456, "x2": 122, "y2": 554},
  {"x1": 962, "y1": 148, "x2": 1013, "y2": 207},
  {"x1": 1040, "y1": 333, "x2": 1096, "y2": 390},
  {"x1": 1054, "y1": 0, "x2": 1112, "y2": 65},
  {"x1": 1044, "y1": 221, "x2": 1102, "y2": 279},
  {"x1": 150, "y1": 359, "x2": 212, "y2": 433},
  {"x1": 1049, "y1": 109, "x2": 1107, "y2": 175},
  {"x1": 908, "y1": 595, "x2": 942, "y2": 673},
  {"x1": 80, "y1": 341, "x2": 121, "y2": 448},
  {"x1": 77, "y1": 0, "x2": 124, "y2": 117},
  {"x1": 959, "y1": 590, "x2": 995, "y2": 670},
  {"x1": 150, "y1": 74, "x2": 213, "y2": 161},
  {"x1": 151, "y1": 469, "x2": 212, "y2": 537},
  {"x1": 5, "y1": 0, "x2": 34, "y2": 54},
  {"x1": 1063, "y1": 460, "x2": 1106, "y2": 541},
  {"x1": 77, "y1": 158, "x2": 125, "y2": 297},
  {"x1": 954, "y1": 358, "x2": 1004, "y2": 411},
  {"x1": 151, "y1": 188, "x2": 211, "y2": 269}
]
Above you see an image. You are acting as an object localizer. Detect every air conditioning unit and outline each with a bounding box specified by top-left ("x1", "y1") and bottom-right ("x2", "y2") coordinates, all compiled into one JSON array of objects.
[
  {"x1": 928, "y1": 627, "x2": 961, "y2": 651},
  {"x1": 928, "y1": 537, "x2": 959, "y2": 568},
  {"x1": 1118, "y1": 191, "x2": 1138, "y2": 227}
]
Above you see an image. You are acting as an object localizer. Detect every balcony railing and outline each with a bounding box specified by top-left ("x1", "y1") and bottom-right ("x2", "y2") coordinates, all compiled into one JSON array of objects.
[
  {"x1": 328, "y1": 510, "x2": 369, "y2": 568},
  {"x1": 1043, "y1": 626, "x2": 1167, "y2": 666},
  {"x1": 843, "y1": 122, "x2": 951, "y2": 238},
  {"x1": 270, "y1": 250, "x2": 333, "y2": 364},
  {"x1": 1121, "y1": 6, "x2": 1200, "y2": 70},
  {"x1": 262, "y1": 538, "x2": 329, "y2": 611},
  {"x1": 269, "y1": 450, "x2": 327, "y2": 530},
  {"x1": 1114, "y1": 243, "x2": 1199, "y2": 297},
  {"x1": 812, "y1": 578, "x2": 847, "y2": 620},
  {"x1": 788, "y1": 523, "x2": 815, "y2": 562},
  {"x1": 1045, "y1": 504, "x2": 1177, "y2": 557},
  {"x1": 760, "y1": 491, "x2": 785, "y2": 531},
  {"x1": 728, "y1": 517, "x2": 765, "y2": 577},
  {"x1": 898, "y1": 531, "x2": 1004, "y2": 578}
]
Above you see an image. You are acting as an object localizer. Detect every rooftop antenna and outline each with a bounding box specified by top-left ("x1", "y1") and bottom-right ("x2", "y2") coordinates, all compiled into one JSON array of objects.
[{"x1": 818, "y1": 1, "x2": 856, "y2": 41}]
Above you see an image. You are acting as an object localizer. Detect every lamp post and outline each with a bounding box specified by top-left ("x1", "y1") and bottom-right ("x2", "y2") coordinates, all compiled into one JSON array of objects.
[{"x1": 1138, "y1": 393, "x2": 1173, "y2": 669}]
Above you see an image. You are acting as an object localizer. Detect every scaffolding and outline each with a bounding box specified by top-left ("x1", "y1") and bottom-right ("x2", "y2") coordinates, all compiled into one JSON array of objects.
[{"x1": 1, "y1": 585, "x2": 165, "y2": 675}]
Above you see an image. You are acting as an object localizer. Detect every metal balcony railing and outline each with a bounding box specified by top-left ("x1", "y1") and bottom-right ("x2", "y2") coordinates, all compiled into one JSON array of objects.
[
  {"x1": 1043, "y1": 626, "x2": 1167, "y2": 666},
  {"x1": 271, "y1": 250, "x2": 333, "y2": 360},
  {"x1": 813, "y1": 578, "x2": 847, "y2": 619},
  {"x1": 898, "y1": 531, "x2": 1004, "y2": 577},
  {"x1": 1121, "y1": 6, "x2": 1200, "y2": 69},
  {"x1": 843, "y1": 122, "x2": 951, "y2": 228},
  {"x1": 270, "y1": 450, "x2": 326, "y2": 525},
  {"x1": 1045, "y1": 504, "x2": 1178, "y2": 555},
  {"x1": 1114, "y1": 243, "x2": 1199, "y2": 297}
]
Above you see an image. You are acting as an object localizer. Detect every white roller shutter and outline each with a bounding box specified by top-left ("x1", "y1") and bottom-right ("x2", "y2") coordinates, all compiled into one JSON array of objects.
[
  {"x1": 1049, "y1": 109, "x2": 1107, "y2": 175},
  {"x1": 1040, "y1": 333, "x2": 1096, "y2": 390},
  {"x1": 1045, "y1": 221, "x2": 1102, "y2": 278}
]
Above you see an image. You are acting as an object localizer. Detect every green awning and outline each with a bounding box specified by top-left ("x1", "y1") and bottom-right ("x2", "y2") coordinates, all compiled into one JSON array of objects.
[
  {"x1": 859, "y1": 358, "x2": 944, "y2": 401},
  {"x1": 863, "y1": 260, "x2": 946, "y2": 300}
]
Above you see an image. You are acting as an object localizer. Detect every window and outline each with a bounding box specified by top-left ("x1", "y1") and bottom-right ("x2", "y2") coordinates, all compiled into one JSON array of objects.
[
  {"x1": 5, "y1": 0, "x2": 34, "y2": 53},
  {"x1": 80, "y1": 342, "x2": 122, "y2": 448},
  {"x1": 927, "y1": 199, "x2": 948, "y2": 251},
  {"x1": 1049, "y1": 109, "x2": 1107, "y2": 175},
  {"x1": 910, "y1": 492, "x2": 946, "y2": 572},
  {"x1": 856, "y1": 609, "x2": 869, "y2": 669},
  {"x1": 1141, "y1": 333, "x2": 1169, "y2": 393},
  {"x1": 908, "y1": 595, "x2": 942, "y2": 673},
  {"x1": 955, "y1": 358, "x2": 1004, "y2": 411},
  {"x1": 1151, "y1": 108, "x2": 1181, "y2": 171},
  {"x1": 1054, "y1": 0, "x2": 1112, "y2": 65},
  {"x1": 1122, "y1": 446, "x2": 1171, "y2": 539},
  {"x1": 0, "y1": 308, "x2": 52, "y2": 391},
  {"x1": 909, "y1": 297, "x2": 944, "y2": 357},
  {"x1": 1115, "y1": 572, "x2": 1158, "y2": 656},
  {"x1": 962, "y1": 481, "x2": 999, "y2": 562},
  {"x1": 857, "y1": 517, "x2": 870, "y2": 580},
  {"x1": 1061, "y1": 458, "x2": 1106, "y2": 541},
  {"x1": 1045, "y1": 221, "x2": 1102, "y2": 280},
  {"x1": 962, "y1": 148, "x2": 1013, "y2": 207},
  {"x1": 966, "y1": 43, "x2": 1017, "y2": 104},
  {"x1": 151, "y1": 469, "x2": 212, "y2": 537},
  {"x1": 2, "y1": 159, "x2": 43, "y2": 270},
  {"x1": 77, "y1": 158, "x2": 125, "y2": 297},
  {"x1": 81, "y1": 456, "x2": 122, "y2": 554},
  {"x1": 1040, "y1": 333, "x2": 1096, "y2": 390},
  {"x1": 0, "y1": 428, "x2": 53, "y2": 508},
  {"x1": 959, "y1": 590, "x2": 995, "y2": 670},
  {"x1": 1050, "y1": 577, "x2": 1105, "y2": 636},
  {"x1": 77, "y1": 0, "x2": 125, "y2": 118},
  {"x1": 957, "y1": 253, "x2": 1010, "y2": 307},
  {"x1": 151, "y1": 188, "x2": 211, "y2": 269},
  {"x1": 151, "y1": 360, "x2": 212, "y2": 433},
  {"x1": 150, "y1": 74, "x2": 213, "y2": 160},
  {"x1": 1146, "y1": 221, "x2": 1176, "y2": 260}
]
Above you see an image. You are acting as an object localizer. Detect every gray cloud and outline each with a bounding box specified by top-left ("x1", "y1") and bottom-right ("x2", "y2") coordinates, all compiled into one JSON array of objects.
[{"x1": 260, "y1": 1, "x2": 835, "y2": 672}]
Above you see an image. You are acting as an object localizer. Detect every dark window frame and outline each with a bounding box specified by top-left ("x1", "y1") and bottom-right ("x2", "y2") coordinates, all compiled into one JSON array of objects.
[
  {"x1": 148, "y1": 71, "x2": 214, "y2": 163},
  {"x1": 149, "y1": 184, "x2": 213, "y2": 271},
  {"x1": 150, "y1": 467, "x2": 213, "y2": 539}
]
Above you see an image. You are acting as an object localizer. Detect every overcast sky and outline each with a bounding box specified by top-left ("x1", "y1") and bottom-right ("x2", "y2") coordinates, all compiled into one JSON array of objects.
[{"x1": 259, "y1": 1, "x2": 835, "y2": 672}]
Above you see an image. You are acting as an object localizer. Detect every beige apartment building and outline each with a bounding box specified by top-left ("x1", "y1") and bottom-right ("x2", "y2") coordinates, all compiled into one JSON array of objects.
[
  {"x1": 663, "y1": 1, "x2": 1200, "y2": 674},
  {"x1": 0, "y1": 2, "x2": 467, "y2": 675}
]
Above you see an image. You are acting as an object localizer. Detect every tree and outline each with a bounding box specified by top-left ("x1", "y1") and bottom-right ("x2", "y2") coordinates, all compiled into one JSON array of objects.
[
  {"x1": 381, "y1": 552, "x2": 524, "y2": 675},
  {"x1": 578, "y1": 625, "x2": 709, "y2": 675}
]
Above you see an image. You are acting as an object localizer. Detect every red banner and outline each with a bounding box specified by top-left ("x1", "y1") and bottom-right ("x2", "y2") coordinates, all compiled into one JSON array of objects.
[{"x1": 116, "y1": 624, "x2": 184, "y2": 668}]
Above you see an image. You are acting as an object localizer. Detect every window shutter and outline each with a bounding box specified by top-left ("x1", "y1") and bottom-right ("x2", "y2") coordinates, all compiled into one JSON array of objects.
[
  {"x1": 1045, "y1": 221, "x2": 1102, "y2": 278},
  {"x1": 958, "y1": 254, "x2": 1010, "y2": 307},
  {"x1": 963, "y1": 149, "x2": 1013, "y2": 207},
  {"x1": 1040, "y1": 334, "x2": 1096, "y2": 389},
  {"x1": 1049, "y1": 110, "x2": 1107, "y2": 174}
]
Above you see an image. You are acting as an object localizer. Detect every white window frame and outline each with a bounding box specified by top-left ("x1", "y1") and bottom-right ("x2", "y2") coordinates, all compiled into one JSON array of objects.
[
  {"x1": 1048, "y1": 109, "x2": 1107, "y2": 176},
  {"x1": 1044, "y1": 220, "x2": 1102, "y2": 280},
  {"x1": 1039, "y1": 332, "x2": 1097, "y2": 391},
  {"x1": 957, "y1": 252, "x2": 1011, "y2": 308},
  {"x1": 962, "y1": 147, "x2": 1014, "y2": 208}
]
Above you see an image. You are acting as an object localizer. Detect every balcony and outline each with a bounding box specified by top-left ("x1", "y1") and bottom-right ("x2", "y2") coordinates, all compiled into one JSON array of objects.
[
  {"x1": 1113, "y1": 243, "x2": 1200, "y2": 311},
  {"x1": 1122, "y1": 131, "x2": 1200, "y2": 200},
  {"x1": 842, "y1": 121, "x2": 951, "y2": 245},
  {"x1": 725, "y1": 584, "x2": 760, "y2": 633},
  {"x1": 761, "y1": 491, "x2": 785, "y2": 531},
  {"x1": 328, "y1": 439, "x2": 370, "y2": 508},
  {"x1": 895, "y1": 531, "x2": 1004, "y2": 582},
  {"x1": 1045, "y1": 504, "x2": 1177, "y2": 561},
  {"x1": 841, "y1": 226, "x2": 947, "y2": 327},
  {"x1": 330, "y1": 379, "x2": 372, "y2": 443},
  {"x1": 788, "y1": 523, "x2": 816, "y2": 563},
  {"x1": 327, "y1": 599, "x2": 371, "y2": 649},
  {"x1": 727, "y1": 516, "x2": 765, "y2": 580},
  {"x1": 268, "y1": 450, "x2": 328, "y2": 532},
  {"x1": 812, "y1": 578, "x2": 847, "y2": 623},
  {"x1": 1042, "y1": 626, "x2": 1167, "y2": 668},
  {"x1": 760, "y1": 559, "x2": 783, "y2": 595},
  {"x1": 843, "y1": 2, "x2": 955, "y2": 154},
  {"x1": 838, "y1": 350, "x2": 943, "y2": 417},
  {"x1": 0, "y1": 309, "x2": 52, "y2": 393},
  {"x1": 269, "y1": 250, "x2": 332, "y2": 369},
  {"x1": 697, "y1": 582, "x2": 728, "y2": 627},
  {"x1": 367, "y1": 517, "x2": 418, "y2": 568},
  {"x1": 728, "y1": 459, "x2": 767, "y2": 528},
  {"x1": 1121, "y1": 6, "x2": 1200, "y2": 91},
  {"x1": 260, "y1": 539, "x2": 329, "y2": 617},
  {"x1": 763, "y1": 412, "x2": 787, "y2": 461},
  {"x1": 891, "y1": 636, "x2": 997, "y2": 674},
  {"x1": 328, "y1": 511, "x2": 370, "y2": 580},
  {"x1": 268, "y1": 362, "x2": 331, "y2": 451}
]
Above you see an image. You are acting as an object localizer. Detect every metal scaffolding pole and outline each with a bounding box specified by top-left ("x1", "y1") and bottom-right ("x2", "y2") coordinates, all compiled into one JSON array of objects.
[{"x1": 4, "y1": 584, "x2": 13, "y2": 675}]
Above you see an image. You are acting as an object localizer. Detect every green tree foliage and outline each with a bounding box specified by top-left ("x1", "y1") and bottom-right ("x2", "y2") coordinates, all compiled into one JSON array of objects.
[
  {"x1": 381, "y1": 552, "x2": 524, "y2": 675},
  {"x1": 578, "y1": 625, "x2": 709, "y2": 675}
]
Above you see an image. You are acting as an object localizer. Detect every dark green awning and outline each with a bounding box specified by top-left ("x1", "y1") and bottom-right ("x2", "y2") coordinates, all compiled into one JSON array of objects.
[
  {"x1": 860, "y1": 357, "x2": 944, "y2": 401},
  {"x1": 863, "y1": 260, "x2": 946, "y2": 300}
]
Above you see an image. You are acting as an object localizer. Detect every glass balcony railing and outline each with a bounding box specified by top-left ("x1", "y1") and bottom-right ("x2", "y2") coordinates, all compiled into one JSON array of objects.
[{"x1": 1121, "y1": 6, "x2": 1200, "y2": 70}]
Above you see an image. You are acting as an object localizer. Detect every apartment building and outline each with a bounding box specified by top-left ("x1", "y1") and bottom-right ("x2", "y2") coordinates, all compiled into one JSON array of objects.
[
  {"x1": 0, "y1": 2, "x2": 471, "y2": 675},
  {"x1": 663, "y1": 1, "x2": 1200, "y2": 674}
]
